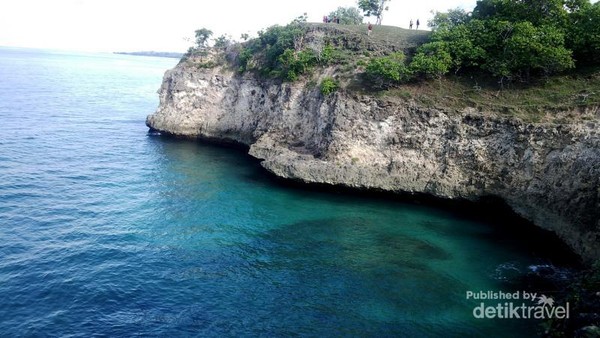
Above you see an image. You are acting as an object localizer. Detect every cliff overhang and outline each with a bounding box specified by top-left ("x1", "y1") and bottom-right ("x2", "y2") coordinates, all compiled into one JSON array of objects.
[{"x1": 147, "y1": 27, "x2": 600, "y2": 263}]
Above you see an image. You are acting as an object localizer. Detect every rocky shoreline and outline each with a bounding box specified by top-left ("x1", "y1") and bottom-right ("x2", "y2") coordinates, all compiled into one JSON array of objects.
[{"x1": 146, "y1": 57, "x2": 599, "y2": 263}]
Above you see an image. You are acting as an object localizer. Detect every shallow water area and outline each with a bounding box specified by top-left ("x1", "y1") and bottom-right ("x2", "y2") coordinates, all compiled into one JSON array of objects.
[{"x1": 0, "y1": 47, "x2": 578, "y2": 336}]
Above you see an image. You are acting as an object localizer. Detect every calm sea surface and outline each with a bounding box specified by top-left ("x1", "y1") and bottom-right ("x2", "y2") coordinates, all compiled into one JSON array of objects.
[{"x1": 0, "y1": 47, "x2": 576, "y2": 336}]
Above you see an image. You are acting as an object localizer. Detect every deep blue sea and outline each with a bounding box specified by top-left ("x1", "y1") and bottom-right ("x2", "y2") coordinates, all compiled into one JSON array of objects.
[{"x1": 0, "y1": 47, "x2": 578, "y2": 337}]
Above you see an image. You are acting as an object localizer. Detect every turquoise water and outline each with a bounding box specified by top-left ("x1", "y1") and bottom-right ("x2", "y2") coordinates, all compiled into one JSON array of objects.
[{"x1": 0, "y1": 47, "x2": 575, "y2": 336}]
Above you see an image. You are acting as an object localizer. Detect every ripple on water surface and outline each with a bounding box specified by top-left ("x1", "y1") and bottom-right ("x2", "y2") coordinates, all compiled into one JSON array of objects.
[{"x1": 0, "y1": 48, "x2": 578, "y2": 337}]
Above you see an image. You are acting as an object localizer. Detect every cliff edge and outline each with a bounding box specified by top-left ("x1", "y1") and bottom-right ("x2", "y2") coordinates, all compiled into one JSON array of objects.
[{"x1": 147, "y1": 25, "x2": 600, "y2": 262}]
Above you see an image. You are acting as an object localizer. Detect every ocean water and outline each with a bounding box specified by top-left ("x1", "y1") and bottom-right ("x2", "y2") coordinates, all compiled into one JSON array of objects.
[{"x1": 0, "y1": 47, "x2": 577, "y2": 337}]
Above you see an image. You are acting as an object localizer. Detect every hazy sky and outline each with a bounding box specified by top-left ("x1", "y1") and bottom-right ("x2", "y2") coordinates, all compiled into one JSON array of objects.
[{"x1": 0, "y1": 0, "x2": 478, "y2": 52}]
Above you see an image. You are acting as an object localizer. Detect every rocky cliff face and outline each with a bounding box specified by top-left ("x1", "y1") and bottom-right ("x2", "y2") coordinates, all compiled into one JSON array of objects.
[{"x1": 147, "y1": 59, "x2": 600, "y2": 262}]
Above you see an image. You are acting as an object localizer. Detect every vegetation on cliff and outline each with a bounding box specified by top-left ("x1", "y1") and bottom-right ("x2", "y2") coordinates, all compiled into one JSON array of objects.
[
  {"x1": 232, "y1": 18, "x2": 428, "y2": 83},
  {"x1": 424, "y1": 0, "x2": 599, "y2": 78},
  {"x1": 365, "y1": 0, "x2": 600, "y2": 86},
  {"x1": 328, "y1": 6, "x2": 363, "y2": 25},
  {"x1": 179, "y1": 0, "x2": 600, "y2": 120},
  {"x1": 357, "y1": 0, "x2": 390, "y2": 25}
]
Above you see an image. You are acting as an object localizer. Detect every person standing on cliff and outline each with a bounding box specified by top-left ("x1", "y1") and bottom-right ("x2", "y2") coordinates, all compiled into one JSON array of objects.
[
  {"x1": 367, "y1": 22, "x2": 373, "y2": 36},
  {"x1": 409, "y1": 19, "x2": 413, "y2": 29},
  {"x1": 416, "y1": 19, "x2": 420, "y2": 29}
]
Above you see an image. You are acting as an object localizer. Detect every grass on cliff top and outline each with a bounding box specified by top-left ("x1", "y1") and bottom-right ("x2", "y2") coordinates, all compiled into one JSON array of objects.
[
  {"x1": 307, "y1": 25, "x2": 599, "y2": 123},
  {"x1": 309, "y1": 22, "x2": 430, "y2": 53},
  {"x1": 379, "y1": 67, "x2": 600, "y2": 123},
  {"x1": 307, "y1": 24, "x2": 598, "y2": 123}
]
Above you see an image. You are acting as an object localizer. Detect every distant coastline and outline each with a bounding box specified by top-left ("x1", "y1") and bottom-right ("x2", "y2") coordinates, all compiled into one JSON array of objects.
[{"x1": 114, "y1": 51, "x2": 183, "y2": 59}]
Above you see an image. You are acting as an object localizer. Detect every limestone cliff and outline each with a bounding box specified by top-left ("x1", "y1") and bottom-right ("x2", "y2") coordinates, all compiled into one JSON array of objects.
[{"x1": 146, "y1": 49, "x2": 600, "y2": 263}]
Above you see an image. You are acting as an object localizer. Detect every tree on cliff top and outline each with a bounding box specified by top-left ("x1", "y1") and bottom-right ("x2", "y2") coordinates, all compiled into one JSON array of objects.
[
  {"x1": 406, "y1": 0, "x2": 600, "y2": 83},
  {"x1": 214, "y1": 34, "x2": 233, "y2": 49},
  {"x1": 328, "y1": 6, "x2": 364, "y2": 25},
  {"x1": 428, "y1": 8, "x2": 470, "y2": 30},
  {"x1": 358, "y1": 0, "x2": 390, "y2": 25},
  {"x1": 188, "y1": 28, "x2": 213, "y2": 61},
  {"x1": 195, "y1": 28, "x2": 213, "y2": 48}
]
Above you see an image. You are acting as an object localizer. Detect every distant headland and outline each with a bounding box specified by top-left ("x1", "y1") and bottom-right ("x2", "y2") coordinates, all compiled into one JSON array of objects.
[{"x1": 113, "y1": 51, "x2": 183, "y2": 59}]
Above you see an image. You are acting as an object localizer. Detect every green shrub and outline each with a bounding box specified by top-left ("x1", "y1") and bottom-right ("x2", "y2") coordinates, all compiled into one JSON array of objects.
[
  {"x1": 197, "y1": 61, "x2": 217, "y2": 69},
  {"x1": 234, "y1": 22, "x2": 308, "y2": 79},
  {"x1": 409, "y1": 41, "x2": 453, "y2": 78},
  {"x1": 425, "y1": 2, "x2": 589, "y2": 81},
  {"x1": 259, "y1": 24, "x2": 305, "y2": 69},
  {"x1": 320, "y1": 44, "x2": 335, "y2": 65},
  {"x1": 365, "y1": 52, "x2": 413, "y2": 88},
  {"x1": 238, "y1": 48, "x2": 253, "y2": 72},
  {"x1": 278, "y1": 48, "x2": 317, "y2": 81},
  {"x1": 320, "y1": 77, "x2": 339, "y2": 95}
]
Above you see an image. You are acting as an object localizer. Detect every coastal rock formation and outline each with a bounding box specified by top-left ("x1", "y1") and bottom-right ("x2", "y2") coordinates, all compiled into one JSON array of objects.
[{"x1": 147, "y1": 58, "x2": 600, "y2": 262}]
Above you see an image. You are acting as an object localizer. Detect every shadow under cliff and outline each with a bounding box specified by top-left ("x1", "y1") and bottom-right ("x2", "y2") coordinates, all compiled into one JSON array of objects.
[{"x1": 150, "y1": 130, "x2": 582, "y2": 269}]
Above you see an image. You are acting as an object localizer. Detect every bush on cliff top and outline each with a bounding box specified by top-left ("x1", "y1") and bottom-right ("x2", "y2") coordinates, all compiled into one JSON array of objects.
[
  {"x1": 183, "y1": 3, "x2": 600, "y2": 116},
  {"x1": 237, "y1": 15, "x2": 313, "y2": 80},
  {"x1": 420, "y1": 0, "x2": 600, "y2": 82},
  {"x1": 365, "y1": 52, "x2": 412, "y2": 88},
  {"x1": 362, "y1": 0, "x2": 599, "y2": 88},
  {"x1": 235, "y1": 19, "x2": 348, "y2": 81}
]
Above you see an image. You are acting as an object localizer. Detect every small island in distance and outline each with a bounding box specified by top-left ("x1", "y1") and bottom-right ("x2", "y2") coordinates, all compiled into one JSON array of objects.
[{"x1": 114, "y1": 51, "x2": 183, "y2": 59}]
